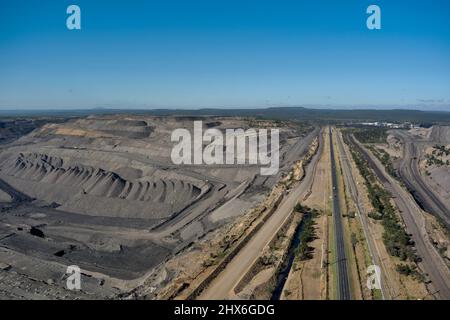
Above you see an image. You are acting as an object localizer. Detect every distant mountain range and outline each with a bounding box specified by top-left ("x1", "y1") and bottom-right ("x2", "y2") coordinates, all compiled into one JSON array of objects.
[{"x1": 1, "y1": 107, "x2": 450, "y2": 124}]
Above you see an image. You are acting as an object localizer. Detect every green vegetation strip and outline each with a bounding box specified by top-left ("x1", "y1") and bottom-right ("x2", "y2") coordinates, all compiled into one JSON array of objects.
[
  {"x1": 293, "y1": 204, "x2": 319, "y2": 261},
  {"x1": 350, "y1": 127, "x2": 388, "y2": 144},
  {"x1": 342, "y1": 134, "x2": 418, "y2": 263}
]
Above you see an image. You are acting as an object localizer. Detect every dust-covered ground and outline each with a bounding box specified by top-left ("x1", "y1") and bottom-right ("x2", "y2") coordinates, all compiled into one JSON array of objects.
[
  {"x1": 0, "y1": 114, "x2": 316, "y2": 299},
  {"x1": 388, "y1": 126, "x2": 450, "y2": 222}
]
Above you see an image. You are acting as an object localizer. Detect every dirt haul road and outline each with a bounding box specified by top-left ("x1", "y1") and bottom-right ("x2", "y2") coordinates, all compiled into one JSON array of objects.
[
  {"x1": 197, "y1": 131, "x2": 324, "y2": 300},
  {"x1": 349, "y1": 135, "x2": 450, "y2": 300},
  {"x1": 391, "y1": 130, "x2": 450, "y2": 228}
]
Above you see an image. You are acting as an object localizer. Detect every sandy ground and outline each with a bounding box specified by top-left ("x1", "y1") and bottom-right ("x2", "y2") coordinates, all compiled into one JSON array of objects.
[
  {"x1": 367, "y1": 219, "x2": 430, "y2": 299},
  {"x1": 422, "y1": 145, "x2": 450, "y2": 207},
  {"x1": 195, "y1": 136, "x2": 320, "y2": 300},
  {"x1": 409, "y1": 127, "x2": 432, "y2": 140},
  {"x1": 349, "y1": 137, "x2": 433, "y2": 299},
  {"x1": 282, "y1": 129, "x2": 330, "y2": 300},
  {"x1": 384, "y1": 128, "x2": 450, "y2": 269},
  {"x1": 423, "y1": 213, "x2": 450, "y2": 265},
  {"x1": 281, "y1": 213, "x2": 327, "y2": 300},
  {"x1": 235, "y1": 212, "x2": 302, "y2": 299}
]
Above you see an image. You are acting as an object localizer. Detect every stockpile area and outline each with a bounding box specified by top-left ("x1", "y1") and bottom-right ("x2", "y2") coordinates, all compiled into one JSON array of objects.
[
  {"x1": 0, "y1": 152, "x2": 205, "y2": 219},
  {"x1": 0, "y1": 115, "x2": 313, "y2": 299}
]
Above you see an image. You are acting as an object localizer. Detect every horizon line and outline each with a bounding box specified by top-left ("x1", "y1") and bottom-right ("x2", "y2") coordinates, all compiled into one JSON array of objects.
[{"x1": 1, "y1": 105, "x2": 450, "y2": 113}]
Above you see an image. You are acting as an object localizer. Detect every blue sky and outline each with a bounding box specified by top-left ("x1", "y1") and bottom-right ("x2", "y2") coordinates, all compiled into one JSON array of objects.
[{"x1": 1, "y1": 0, "x2": 449, "y2": 110}]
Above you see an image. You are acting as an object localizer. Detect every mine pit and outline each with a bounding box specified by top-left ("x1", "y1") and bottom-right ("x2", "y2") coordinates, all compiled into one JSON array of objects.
[{"x1": 0, "y1": 115, "x2": 315, "y2": 298}]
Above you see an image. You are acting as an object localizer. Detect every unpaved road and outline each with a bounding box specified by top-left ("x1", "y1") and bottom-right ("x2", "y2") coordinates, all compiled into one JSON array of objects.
[
  {"x1": 198, "y1": 130, "x2": 324, "y2": 300},
  {"x1": 349, "y1": 135, "x2": 450, "y2": 300},
  {"x1": 391, "y1": 130, "x2": 450, "y2": 228},
  {"x1": 0, "y1": 178, "x2": 33, "y2": 202}
]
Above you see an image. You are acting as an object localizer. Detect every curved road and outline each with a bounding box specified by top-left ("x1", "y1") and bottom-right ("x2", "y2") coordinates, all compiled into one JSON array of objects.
[
  {"x1": 0, "y1": 178, "x2": 33, "y2": 202},
  {"x1": 391, "y1": 130, "x2": 450, "y2": 228},
  {"x1": 349, "y1": 135, "x2": 450, "y2": 300}
]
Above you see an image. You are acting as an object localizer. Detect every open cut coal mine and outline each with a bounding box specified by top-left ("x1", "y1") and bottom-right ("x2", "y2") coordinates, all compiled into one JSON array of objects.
[{"x1": 0, "y1": 115, "x2": 316, "y2": 299}]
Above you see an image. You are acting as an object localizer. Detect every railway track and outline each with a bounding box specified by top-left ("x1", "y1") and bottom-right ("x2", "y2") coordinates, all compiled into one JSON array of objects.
[
  {"x1": 348, "y1": 135, "x2": 450, "y2": 299},
  {"x1": 392, "y1": 131, "x2": 450, "y2": 228}
]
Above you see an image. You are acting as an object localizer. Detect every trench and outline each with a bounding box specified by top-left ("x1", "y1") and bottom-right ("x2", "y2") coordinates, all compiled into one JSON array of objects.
[{"x1": 271, "y1": 213, "x2": 312, "y2": 300}]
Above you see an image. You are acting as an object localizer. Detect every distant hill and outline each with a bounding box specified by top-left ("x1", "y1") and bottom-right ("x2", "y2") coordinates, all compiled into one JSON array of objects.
[{"x1": 1, "y1": 107, "x2": 450, "y2": 124}]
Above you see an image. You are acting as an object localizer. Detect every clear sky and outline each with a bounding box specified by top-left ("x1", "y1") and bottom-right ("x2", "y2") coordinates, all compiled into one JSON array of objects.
[{"x1": 1, "y1": 0, "x2": 450, "y2": 110}]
